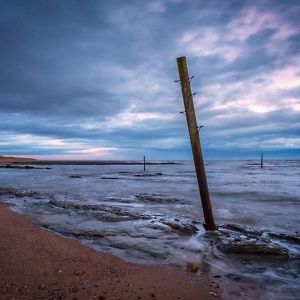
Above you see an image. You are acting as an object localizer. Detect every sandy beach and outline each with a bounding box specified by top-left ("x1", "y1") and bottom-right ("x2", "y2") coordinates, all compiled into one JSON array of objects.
[{"x1": 0, "y1": 203, "x2": 227, "y2": 300}]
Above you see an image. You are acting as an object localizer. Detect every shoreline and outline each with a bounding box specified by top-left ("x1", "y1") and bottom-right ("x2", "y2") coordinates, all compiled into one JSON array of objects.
[
  {"x1": 0, "y1": 202, "x2": 225, "y2": 300},
  {"x1": 0, "y1": 202, "x2": 264, "y2": 299},
  {"x1": 0, "y1": 156, "x2": 180, "y2": 166}
]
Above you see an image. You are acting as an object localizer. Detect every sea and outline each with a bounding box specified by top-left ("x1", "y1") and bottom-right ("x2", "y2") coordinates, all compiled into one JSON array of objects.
[{"x1": 0, "y1": 160, "x2": 299, "y2": 299}]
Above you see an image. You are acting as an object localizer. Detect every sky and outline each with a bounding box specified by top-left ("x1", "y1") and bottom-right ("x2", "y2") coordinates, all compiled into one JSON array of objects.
[{"x1": 0, "y1": 0, "x2": 300, "y2": 160}]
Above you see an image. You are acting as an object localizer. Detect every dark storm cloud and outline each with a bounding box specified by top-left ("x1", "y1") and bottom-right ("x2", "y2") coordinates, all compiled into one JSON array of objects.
[
  {"x1": 0, "y1": 0, "x2": 299, "y2": 158},
  {"x1": 0, "y1": 0, "x2": 126, "y2": 117}
]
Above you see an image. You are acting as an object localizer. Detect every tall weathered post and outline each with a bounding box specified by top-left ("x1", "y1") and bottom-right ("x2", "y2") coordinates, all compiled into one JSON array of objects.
[
  {"x1": 261, "y1": 152, "x2": 263, "y2": 169},
  {"x1": 176, "y1": 56, "x2": 216, "y2": 231},
  {"x1": 143, "y1": 155, "x2": 146, "y2": 171}
]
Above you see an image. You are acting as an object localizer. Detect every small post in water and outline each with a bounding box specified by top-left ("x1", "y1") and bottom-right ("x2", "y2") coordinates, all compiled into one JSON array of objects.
[
  {"x1": 261, "y1": 152, "x2": 263, "y2": 169},
  {"x1": 143, "y1": 155, "x2": 146, "y2": 172},
  {"x1": 176, "y1": 56, "x2": 216, "y2": 231}
]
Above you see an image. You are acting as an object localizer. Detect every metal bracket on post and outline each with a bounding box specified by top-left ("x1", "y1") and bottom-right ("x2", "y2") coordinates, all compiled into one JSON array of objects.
[{"x1": 196, "y1": 125, "x2": 204, "y2": 133}]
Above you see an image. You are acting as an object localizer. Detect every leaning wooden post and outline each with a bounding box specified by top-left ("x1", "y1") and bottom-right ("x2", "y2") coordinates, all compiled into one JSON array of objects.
[
  {"x1": 143, "y1": 155, "x2": 146, "y2": 172},
  {"x1": 176, "y1": 56, "x2": 216, "y2": 231}
]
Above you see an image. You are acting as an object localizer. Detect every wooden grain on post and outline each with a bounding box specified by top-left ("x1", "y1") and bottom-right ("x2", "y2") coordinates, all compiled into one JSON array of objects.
[{"x1": 176, "y1": 56, "x2": 216, "y2": 231}]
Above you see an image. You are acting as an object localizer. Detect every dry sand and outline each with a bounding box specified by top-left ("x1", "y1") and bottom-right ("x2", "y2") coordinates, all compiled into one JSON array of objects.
[{"x1": 0, "y1": 203, "x2": 261, "y2": 299}]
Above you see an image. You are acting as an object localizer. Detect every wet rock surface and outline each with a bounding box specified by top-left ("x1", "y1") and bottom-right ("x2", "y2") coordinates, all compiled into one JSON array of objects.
[
  {"x1": 0, "y1": 165, "x2": 51, "y2": 169},
  {"x1": 221, "y1": 224, "x2": 263, "y2": 238},
  {"x1": 218, "y1": 239, "x2": 289, "y2": 257},
  {"x1": 162, "y1": 221, "x2": 198, "y2": 235},
  {"x1": 269, "y1": 232, "x2": 300, "y2": 245},
  {"x1": 48, "y1": 199, "x2": 199, "y2": 236},
  {"x1": 48, "y1": 200, "x2": 151, "y2": 221},
  {"x1": 134, "y1": 172, "x2": 163, "y2": 177},
  {"x1": 215, "y1": 224, "x2": 298, "y2": 258},
  {"x1": 134, "y1": 193, "x2": 186, "y2": 204},
  {"x1": 44, "y1": 226, "x2": 121, "y2": 239},
  {"x1": 0, "y1": 188, "x2": 46, "y2": 200},
  {"x1": 1, "y1": 187, "x2": 298, "y2": 261}
]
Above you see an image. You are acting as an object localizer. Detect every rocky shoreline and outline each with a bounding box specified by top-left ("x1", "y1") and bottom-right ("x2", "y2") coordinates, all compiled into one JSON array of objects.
[{"x1": 2, "y1": 202, "x2": 250, "y2": 300}]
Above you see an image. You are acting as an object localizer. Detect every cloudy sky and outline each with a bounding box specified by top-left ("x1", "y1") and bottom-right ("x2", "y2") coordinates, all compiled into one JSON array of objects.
[{"x1": 1, "y1": 0, "x2": 299, "y2": 160}]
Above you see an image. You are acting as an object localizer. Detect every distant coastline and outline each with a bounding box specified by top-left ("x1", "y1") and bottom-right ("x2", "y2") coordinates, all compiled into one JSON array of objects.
[
  {"x1": 0, "y1": 156, "x2": 180, "y2": 166},
  {"x1": 0, "y1": 155, "x2": 36, "y2": 165}
]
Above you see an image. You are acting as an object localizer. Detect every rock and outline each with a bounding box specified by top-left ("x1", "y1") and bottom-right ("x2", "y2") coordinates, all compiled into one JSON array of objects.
[
  {"x1": 0, "y1": 165, "x2": 50, "y2": 170},
  {"x1": 186, "y1": 262, "x2": 199, "y2": 273},
  {"x1": 221, "y1": 224, "x2": 262, "y2": 237},
  {"x1": 73, "y1": 270, "x2": 86, "y2": 276},
  {"x1": 233, "y1": 277, "x2": 242, "y2": 281},
  {"x1": 134, "y1": 193, "x2": 185, "y2": 204},
  {"x1": 218, "y1": 240, "x2": 289, "y2": 257},
  {"x1": 162, "y1": 221, "x2": 198, "y2": 235},
  {"x1": 191, "y1": 220, "x2": 201, "y2": 224},
  {"x1": 69, "y1": 175, "x2": 82, "y2": 178},
  {"x1": 269, "y1": 232, "x2": 300, "y2": 245},
  {"x1": 134, "y1": 172, "x2": 162, "y2": 177},
  {"x1": 0, "y1": 188, "x2": 45, "y2": 199},
  {"x1": 48, "y1": 200, "x2": 151, "y2": 222}
]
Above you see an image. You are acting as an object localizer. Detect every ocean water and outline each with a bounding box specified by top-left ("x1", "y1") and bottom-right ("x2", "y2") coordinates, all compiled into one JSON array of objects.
[{"x1": 0, "y1": 160, "x2": 299, "y2": 299}]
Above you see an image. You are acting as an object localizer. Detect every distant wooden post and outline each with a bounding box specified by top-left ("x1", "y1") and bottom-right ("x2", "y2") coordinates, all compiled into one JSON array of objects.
[
  {"x1": 176, "y1": 56, "x2": 216, "y2": 231},
  {"x1": 261, "y1": 152, "x2": 263, "y2": 169},
  {"x1": 143, "y1": 156, "x2": 146, "y2": 171}
]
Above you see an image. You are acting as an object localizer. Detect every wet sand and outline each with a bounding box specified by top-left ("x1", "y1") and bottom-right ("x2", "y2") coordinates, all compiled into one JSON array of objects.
[{"x1": 0, "y1": 203, "x2": 223, "y2": 300}]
